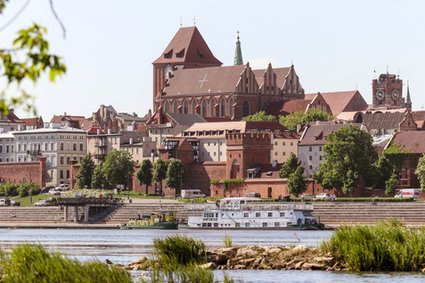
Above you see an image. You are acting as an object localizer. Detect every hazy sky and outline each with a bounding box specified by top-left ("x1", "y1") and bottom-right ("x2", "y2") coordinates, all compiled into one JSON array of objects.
[{"x1": 1, "y1": 0, "x2": 425, "y2": 119}]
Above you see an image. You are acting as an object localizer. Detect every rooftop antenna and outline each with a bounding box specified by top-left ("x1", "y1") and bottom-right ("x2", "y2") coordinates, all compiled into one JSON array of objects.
[
  {"x1": 386, "y1": 65, "x2": 389, "y2": 74},
  {"x1": 373, "y1": 69, "x2": 376, "y2": 79},
  {"x1": 180, "y1": 16, "x2": 182, "y2": 27},
  {"x1": 193, "y1": 15, "x2": 196, "y2": 26},
  {"x1": 291, "y1": 58, "x2": 293, "y2": 65}
]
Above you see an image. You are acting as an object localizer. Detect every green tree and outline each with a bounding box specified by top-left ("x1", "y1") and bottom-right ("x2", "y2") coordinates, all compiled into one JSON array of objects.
[
  {"x1": 166, "y1": 159, "x2": 185, "y2": 197},
  {"x1": 76, "y1": 154, "x2": 94, "y2": 189},
  {"x1": 314, "y1": 125, "x2": 378, "y2": 194},
  {"x1": 153, "y1": 159, "x2": 168, "y2": 196},
  {"x1": 415, "y1": 154, "x2": 425, "y2": 190},
  {"x1": 242, "y1": 111, "x2": 277, "y2": 122},
  {"x1": 385, "y1": 170, "x2": 399, "y2": 195},
  {"x1": 136, "y1": 159, "x2": 153, "y2": 195},
  {"x1": 279, "y1": 109, "x2": 334, "y2": 131},
  {"x1": 287, "y1": 166, "x2": 306, "y2": 197},
  {"x1": 0, "y1": 1, "x2": 66, "y2": 114},
  {"x1": 102, "y1": 150, "x2": 134, "y2": 189},
  {"x1": 279, "y1": 153, "x2": 301, "y2": 178},
  {"x1": 91, "y1": 163, "x2": 105, "y2": 189}
]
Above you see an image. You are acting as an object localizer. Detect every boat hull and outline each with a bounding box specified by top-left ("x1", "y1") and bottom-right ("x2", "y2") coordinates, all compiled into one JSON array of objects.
[
  {"x1": 179, "y1": 223, "x2": 325, "y2": 230},
  {"x1": 121, "y1": 222, "x2": 178, "y2": 230}
]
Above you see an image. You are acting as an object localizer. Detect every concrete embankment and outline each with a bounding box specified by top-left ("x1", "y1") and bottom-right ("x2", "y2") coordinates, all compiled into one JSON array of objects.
[{"x1": 0, "y1": 201, "x2": 424, "y2": 228}]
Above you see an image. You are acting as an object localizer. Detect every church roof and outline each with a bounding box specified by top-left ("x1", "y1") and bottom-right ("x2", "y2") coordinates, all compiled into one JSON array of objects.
[
  {"x1": 305, "y1": 90, "x2": 368, "y2": 116},
  {"x1": 252, "y1": 67, "x2": 291, "y2": 89},
  {"x1": 234, "y1": 32, "x2": 243, "y2": 65},
  {"x1": 167, "y1": 113, "x2": 206, "y2": 126},
  {"x1": 153, "y1": 26, "x2": 222, "y2": 66},
  {"x1": 164, "y1": 65, "x2": 245, "y2": 96},
  {"x1": 279, "y1": 99, "x2": 312, "y2": 115}
]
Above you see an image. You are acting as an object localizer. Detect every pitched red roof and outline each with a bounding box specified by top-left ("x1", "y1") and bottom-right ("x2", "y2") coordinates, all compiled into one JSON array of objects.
[
  {"x1": 153, "y1": 26, "x2": 222, "y2": 66},
  {"x1": 299, "y1": 123, "x2": 361, "y2": 146},
  {"x1": 280, "y1": 99, "x2": 311, "y2": 115},
  {"x1": 305, "y1": 90, "x2": 368, "y2": 116},
  {"x1": 391, "y1": 131, "x2": 425, "y2": 153},
  {"x1": 20, "y1": 117, "x2": 43, "y2": 128},
  {"x1": 50, "y1": 115, "x2": 87, "y2": 128},
  {"x1": 252, "y1": 67, "x2": 290, "y2": 88}
]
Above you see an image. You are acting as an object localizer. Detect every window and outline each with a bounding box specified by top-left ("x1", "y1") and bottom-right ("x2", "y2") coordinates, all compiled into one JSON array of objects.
[
  {"x1": 11, "y1": 146, "x2": 13, "y2": 153},
  {"x1": 309, "y1": 165, "x2": 313, "y2": 169},
  {"x1": 244, "y1": 213, "x2": 249, "y2": 218},
  {"x1": 60, "y1": 157, "x2": 64, "y2": 165},
  {"x1": 280, "y1": 212, "x2": 285, "y2": 217},
  {"x1": 66, "y1": 170, "x2": 70, "y2": 179},
  {"x1": 255, "y1": 212, "x2": 261, "y2": 217},
  {"x1": 60, "y1": 170, "x2": 64, "y2": 179},
  {"x1": 275, "y1": 152, "x2": 278, "y2": 156},
  {"x1": 0, "y1": 145, "x2": 2, "y2": 153},
  {"x1": 282, "y1": 142, "x2": 286, "y2": 146},
  {"x1": 309, "y1": 156, "x2": 312, "y2": 161},
  {"x1": 79, "y1": 143, "x2": 83, "y2": 151},
  {"x1": 283, "y1": 152, "x2": 286, "y2": 156},
  {"x1": 262, "y1": 223, "x2": 268, "y2": 227},
  {"x1": 45, "y1": 143, "x2": 48, "y2": 151},
  {"x1": 18, "y1": 144, "x2": 21, "y2": 152},
  {"x1": 245, "y1": 223, "x2": 250, "y2": 227},
  {"x1": 235, "y1": 223, "x2": 240, "y2": 228},
  {"x1": 319, "y1": 156, "x2": 322, "y2": 161},
  {"x1": 6, "y1": 145, "x2": 8, "y2": 153},
  {"x1": 319, "y1": 146, "x2": 322, "y2": 151},
  {"x1": 290, "y1": 142, "x2": 293, "y2": 146},
  {"x1": 274, "y1": 142, "x2": 278, "y2": 146},
  {"x1": 309, "y1": 146, "x2": 312, "y2": 152},
  {"x1": 60, "y1": 143, "x2": 64, "y2": 150},
  {"x1": 268, "y1": 212, "x2": 273, "y2": 217},
  {"x1": 51, "y1": 143, "x2": 54, "y2": 151},
  {"x1": 73, "y1": 143, "x2": 77, "y2": 151},
  {"x1": 67, "y1": 157, "x2": 70, "y2": 164}
]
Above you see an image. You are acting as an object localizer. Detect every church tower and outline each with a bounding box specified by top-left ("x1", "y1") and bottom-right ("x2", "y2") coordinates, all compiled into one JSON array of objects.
[
  {"x1": 233, "y1": 31, "x2": 243, "y2": 65},
  {"x1": 152, "y1": 26, "x2": 222, "y2": 112},
  {"x1": 405, "y1": 82, "x2": 412, "y2": 110},
  {"x1": 372, "y1": 73, "x2": 404, "y2": 109}
]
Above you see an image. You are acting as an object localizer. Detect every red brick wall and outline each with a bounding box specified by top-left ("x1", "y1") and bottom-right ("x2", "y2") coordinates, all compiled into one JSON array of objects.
[{"x1": 0, "y1": 158, "x2": 46, "y2": 187}]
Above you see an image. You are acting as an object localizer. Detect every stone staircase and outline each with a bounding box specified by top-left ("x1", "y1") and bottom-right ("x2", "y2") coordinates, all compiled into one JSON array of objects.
[{"x1": 312, "y1": 202, "x2": 425, "y2": 227}]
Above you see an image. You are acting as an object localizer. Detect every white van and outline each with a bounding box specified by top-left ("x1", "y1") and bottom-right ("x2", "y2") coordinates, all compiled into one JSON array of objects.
[
  {"x1": 394, "y1": 188, "x2": 421, "y2": 199},
  {"x1": 181, "y1": 189, "x2": 206, "y2": 199}
]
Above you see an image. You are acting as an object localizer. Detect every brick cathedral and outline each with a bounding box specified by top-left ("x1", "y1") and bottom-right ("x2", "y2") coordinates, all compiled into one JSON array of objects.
[{"x1": 149, "y1": 26, "x2": 305, "y2": 124}]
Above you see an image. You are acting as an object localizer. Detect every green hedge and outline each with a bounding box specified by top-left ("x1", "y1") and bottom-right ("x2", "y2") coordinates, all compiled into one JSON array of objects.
[{"x1": 297, "y1": 197, "x2": 416, "y2": 202}]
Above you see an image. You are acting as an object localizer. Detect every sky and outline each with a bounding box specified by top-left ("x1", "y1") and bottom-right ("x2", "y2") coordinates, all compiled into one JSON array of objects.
[{"x1": 1, "y1": 0, "x2": 425, "y2": 119}]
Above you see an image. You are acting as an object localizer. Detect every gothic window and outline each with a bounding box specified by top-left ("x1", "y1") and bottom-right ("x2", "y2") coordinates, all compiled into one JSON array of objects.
[
  {"x1": 228, "y1": 97, "x2": 234, "y2": 117},
  {"x1": 210, "y1": 99, "x2": 216, "y2": 117},
  {"x1": 243, "y1": 100, "x2": 250, "y2": 117},
  {"x1": 201, "y1": 99, "x2": 207, "y2": 116},
  {"x1": 219, "y1": 97, "x2": 226, "y2": 117},
  {"x1": 190, "y1": 100, "x2": 196, "y2": 114},
  {"x1": 172, "y1": 100, "x2": 178, "y2": 113},
  {"x1": 163, "y1": 100, "x2": 170, "y2": 113},
  {"x1": 182, "y1": 99, "x2": 188, "y2": 114}
]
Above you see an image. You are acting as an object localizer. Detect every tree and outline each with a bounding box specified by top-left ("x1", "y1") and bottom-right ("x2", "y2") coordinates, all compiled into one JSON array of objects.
[
  {"x1": 153, "y1": 159, "x2": 167, "y2": 196},
  {"x1": 279, "y1": 109, "x2": 334, "y2": 131},
  {"x1": 102, "y1": 150, "x2": 134, "y2": 189},
  {"x1": 415, "y1": 154, "x2": 425, "y2": 190},
  {"x1": 166, "y1": 159, "x2": 184, "y2": 197},
  {"x1": 76, "y1": 154, "x2": 94, "y2": 189},
  {"x1": 0, "y1": 1, "x2": 66, "y2": 114},
  {"x1": 136, "y1": 159, "x2": 153, "y2": 195},
  {"x1": 91, "y1": 163, "x2": 105, "y2": 189},
  {"x1": 314, "y1": 125, "x2": 378, "y2": 194},
  {"x1": 385, "y1": 170, "x2": 398, "y2": 195},
  {"x1": 242, "y1": 111, "x2": 277, "y2": 122},
  {"x1": 287, "y1": 166, "x2": 306, "y2": 197},
  {"x1": 279, "y1": 153, "x2": 301, "y2": 178}
]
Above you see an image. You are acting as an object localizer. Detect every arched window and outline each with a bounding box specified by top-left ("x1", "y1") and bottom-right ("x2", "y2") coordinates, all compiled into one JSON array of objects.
[
  {"x1": 163, "y1": 100, "x2": 170, "y2": 113},
  {"x1": 190, "y1": 100, "x2": 196, "y2": 114},
  {"x1": 219, "y1": 97, "x2": 226, "y2": 117},
  {"x1": 172, "y1": 100, "x2": 178, "y2": 113},
  {"x1": 210, "y1": 99, "x2": 216, "y2": 117},
  {"x1": 182, "y1": 99, "x2": 188, "y2": 114},
  {"x1": 200, "y1": 99, "x2": 207, "y2": 116},
  {"x1": 243, "y1": 100, "x2": 250, "y2": 117},
  {"x1": 228, "y1": 97, "x2": 234, "y2": 117}
]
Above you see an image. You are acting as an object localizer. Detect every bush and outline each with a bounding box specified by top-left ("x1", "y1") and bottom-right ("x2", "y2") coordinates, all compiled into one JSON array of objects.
[
  {"x1": 321, "y1": 220, "x2": 425, "y2": 271},
  {"x1": 17, "y1": 182, "x2": 41, "y2": 197},
  {"x1": 0, "y1": 183, "x2": 18, "y2": 197},
  {"x1": 153, "y1": 235, "x2": 207, "y2": 266},
  {"x1": 146, "y1": 264, "x2": 214, "y2": 283},
  {"x1": 0, "y1": 244, "x2": 131, "y2": 283},
  {"x1": 223, "y1": 235, "x2": 232, "y2": 248}
]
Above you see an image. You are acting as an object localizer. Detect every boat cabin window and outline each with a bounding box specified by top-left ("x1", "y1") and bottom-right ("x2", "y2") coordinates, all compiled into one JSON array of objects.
[
  {"x1": 214, "y1": 223, "x2": 218, "y2": 227},
  {"x1": 280, "y1": 212, "x2": 285, "y2": 217},
  {"x1": 236, "y1": 223, "x2": 240, "y2": 227},
  {"x1": 268, "y1": 212, "x2": 273, "y2": 217},
  {"x1": 245, "y1": 223, "x2": 250, "y2": 227},
  {"x1": 244, "y1": 213, "x2": 249, "y2": 218},
  {"x1": 263, "y1": 223, "x2": 267, "y2": 227},
  {"x1": 275, "y1": 222, "x2": 280, "y2": 227},
  {"x1": 255, "y1": 212, "x2": 261, "y2": 217}
]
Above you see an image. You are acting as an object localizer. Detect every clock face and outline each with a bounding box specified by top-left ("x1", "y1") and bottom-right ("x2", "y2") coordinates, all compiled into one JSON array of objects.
[
  {"x1": 376, "y1": 90, "x2": 385, "y2": 101},
  {"x1": 392, "y1": 90, "x2": 400, "y2": 100}
]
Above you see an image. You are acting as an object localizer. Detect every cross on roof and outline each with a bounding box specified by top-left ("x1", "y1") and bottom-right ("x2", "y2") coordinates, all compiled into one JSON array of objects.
[{"x1": 198, "y1": 74, "x2": 208, "y2": 88}]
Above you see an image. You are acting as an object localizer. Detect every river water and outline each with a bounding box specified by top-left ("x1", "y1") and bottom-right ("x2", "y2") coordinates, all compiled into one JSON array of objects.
[{"x1": 0, "y1": 228, "x2": 423, "y2": 282}]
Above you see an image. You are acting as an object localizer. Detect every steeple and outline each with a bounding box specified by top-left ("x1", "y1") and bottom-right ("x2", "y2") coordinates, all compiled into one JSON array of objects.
[
  {"x1": 406, "y1": 81, "x2": 412, "y2": 110},
  {"x1": 233, "y1": 31, "x2": 243, "y2": 65}
]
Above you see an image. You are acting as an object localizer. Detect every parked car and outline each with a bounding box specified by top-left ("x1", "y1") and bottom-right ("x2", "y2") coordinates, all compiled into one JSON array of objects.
[
  {"x1": 316, "y1": 193, "x2": 336, "y2": 200},
  {"x1": 301, "y1": 194, "x2": 315, "y2": 199},
  {"x1": 34, "y1": 197, "x2": 56, "y2": 206},
  {"x1": 55, "y1": 184, "x2": 69, "y2": 191},
  {"x1": 49, "y1": 188, "x2": 61, "y2": 195},
  {"x1": 395, "y1": 188, "x2": 420, "y2": 199},
  {"x1": 247, "y1": 192, "x2": 261, "y2": 198},
  {"x1": 0, "y1": 199, "x2": 8, "y2": 206},
  {"x1": 181, "y1": 189, "x2": 206, "y2": 199},
  {"x1": 41, "y1": 186, "x2": 55, "y2": 194},
  {"x1": 10, "y1": 200, "x2": 20, "y2": 206}
]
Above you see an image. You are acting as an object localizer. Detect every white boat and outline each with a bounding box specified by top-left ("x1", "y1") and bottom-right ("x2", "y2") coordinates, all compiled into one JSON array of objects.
[{"x1": 186, "y1": 197, "x2": 324, "y2": 230}]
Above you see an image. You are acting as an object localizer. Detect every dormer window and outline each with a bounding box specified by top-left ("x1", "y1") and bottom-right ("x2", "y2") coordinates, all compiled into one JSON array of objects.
[
  {"x1": 164, "y1": 49, "x2": 173, "y2": 59},
  {"x1": 176, "y1": 49, "x2": 185, "y2": 58}
]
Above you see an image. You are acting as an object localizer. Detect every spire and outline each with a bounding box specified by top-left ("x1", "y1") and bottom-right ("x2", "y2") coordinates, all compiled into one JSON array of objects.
[
  {"x1": 406, "y1": 81, "x2": 412, "y2": 110},
  {"x1": 233, "y1": 31, "x2": 243, "y2": 65}
]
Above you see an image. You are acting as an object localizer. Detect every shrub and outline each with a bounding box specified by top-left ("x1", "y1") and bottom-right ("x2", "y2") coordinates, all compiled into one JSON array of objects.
[
  {"x1": 0, "y1": 244, "x2": 131, "y2": 283},
  {"x1": 223, "y1": 235, "x2": 232, "y2": 248},
  {"x1": 322, "y1": 220, "x2": 425, "y2": 271},
  {"x1": 17, "y1": 182, "x2": 41, "y2": 197},
  {"x1": 0, "y1": 182, "x2": 18, "y2": 197},
  {"x1": 153, "y1": 235, "x2": 207, "y2": 266}
]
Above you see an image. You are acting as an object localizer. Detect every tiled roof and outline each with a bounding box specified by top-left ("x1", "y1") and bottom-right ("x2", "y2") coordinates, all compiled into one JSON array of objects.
[
  {"x1": 299, "y1": 123, "x2": 361, "y2": 146},
  {"x1": 164, "y1": 65, "x2": 245, "y2": 96},
  {"x1": 50, "y1": 115, "x2": 87, "y2": 128},
  {"x1": 391, "y1": 131, "x2": 425, "y2": 153},
  {"x1": 273, "y1": 130, "x2": 300, "y2": 139},
  {"x1": 305, "y1": 90, "x2": 368, "y2": 116},
  {"x1": 153, "y1": 26, "x2": 222, "y2": 66},
  {"x1": 252, "y1": 67, "x2": 290, "y2": 88},
  {"x1": 279, "y1": 99, "x2": 311, "y2": 115},
  {"x1": 20, "y1": 118, "x2": 40, "y2": 128},
  {"x1": 363, "y1": 112, "x2": 406, "y2": 132},
  {"x1": 167, "y1": 113, "x2": 206, "y2": 126},
  {"x1": 182, "y1": 121, "x2": 286, "y2": 137}
]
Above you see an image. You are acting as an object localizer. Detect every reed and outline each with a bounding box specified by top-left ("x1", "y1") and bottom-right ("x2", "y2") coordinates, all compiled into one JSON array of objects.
[
  {"x1": 0, "y1": 244, "x2": 131, "y2": 283},
  {"x1": 223, "y1": 235, "x2": 233, "y2": 248},
  {"x1": 153, "y1": 235, "x2": 207, "y2": 266},
  {"x1": 322, "y1": 220, "x2": 425, "y2": 271}
]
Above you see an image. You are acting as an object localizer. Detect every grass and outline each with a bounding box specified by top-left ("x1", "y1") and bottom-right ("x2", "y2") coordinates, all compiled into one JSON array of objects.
[
  {"x1": 0, "y1": 244, "x2": 131, "y2": 283},
  {"x1": 223, "y1": 235, "x2": 233, "y2": 248},
  {"x1": 322, "y1": 219, "x2": 425, "y2": 271},
  {"x1": 11, "y1": 194, "x2": 53, "y2": 207}
]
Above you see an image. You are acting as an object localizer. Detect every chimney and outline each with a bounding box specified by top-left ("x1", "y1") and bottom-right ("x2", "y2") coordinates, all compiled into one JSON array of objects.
[
  {"x1": 129, "y1": 138, "x2": 133, "y2": 145},
  {"x1": 296, "y1": 124, "x2": 302, "y2": 133}
]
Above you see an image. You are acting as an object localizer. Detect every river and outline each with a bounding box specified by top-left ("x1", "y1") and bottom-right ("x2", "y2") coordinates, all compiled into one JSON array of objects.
[{"x1": 0, "y1": 228, "x2": 423, "y2": 282}]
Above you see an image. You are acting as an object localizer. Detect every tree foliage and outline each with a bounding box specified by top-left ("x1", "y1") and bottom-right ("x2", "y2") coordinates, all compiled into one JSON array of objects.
[
  {"x1": 166, "y1": 159, "x2": 184, "y2": 196},
  {"x1": 153, "y1": 159, "x2": 167, "y2": 196},
  {"x1": 91, "y1": 163, "x2": 105, "y2": 189},
  {"x1": 279, "y1": 153, "x2": 301, "y2": 178},
  {"x1": 102, "y1": 150, "x2": 134, "y2": 189},
  {"x1": 242, "y1": 111, "x2": 277, "y2": 122},
  {"x1": 76, "y1": 154, "x2": 94, "y2": 189},
  {"x1": 136, "y1": 159, "x2": 153, "y2": 195},
  {"x1": 0, "y1": 1, "x2": 66, "y2": 114},
  {"x1": 415, "y1": 154, "x2": 425, "y2": 191},
  {"x1": 287, "y1": 166, "x2": 306, "y2": 197},
  {"x1": 279, "y1": 109, "x2": 334, "y2": 131},
  {"x1": 314, "y1": 125, "x2": 378, "y2": 193},
  {"x1": 385, "y1": 170, "x2": 399, "y2": 195}
]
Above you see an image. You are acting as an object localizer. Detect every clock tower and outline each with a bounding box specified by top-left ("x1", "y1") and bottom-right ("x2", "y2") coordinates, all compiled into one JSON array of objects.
[{"x1": 372, "y1": 73, "x2": 404, "y2": 109}]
